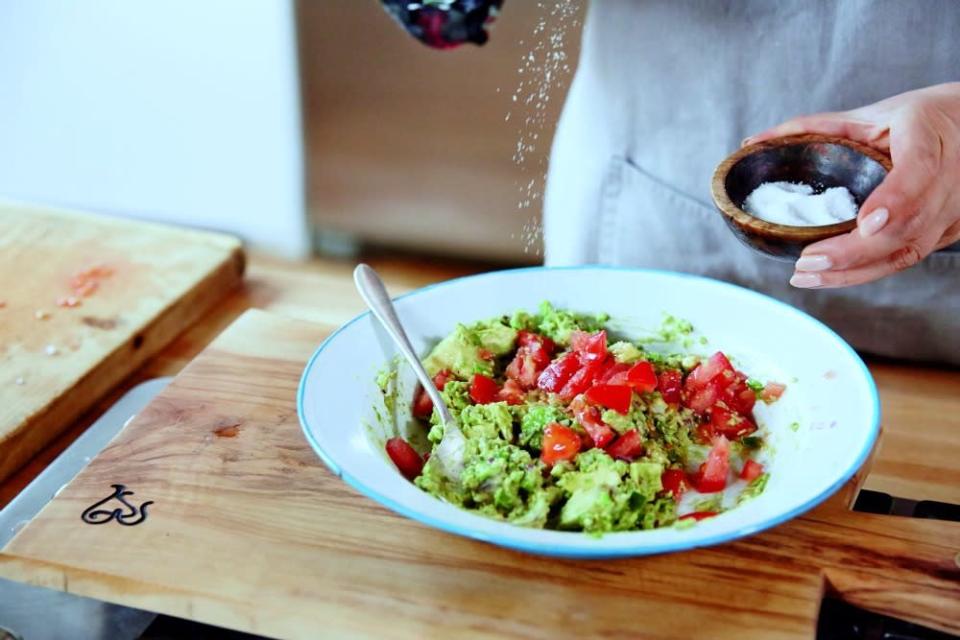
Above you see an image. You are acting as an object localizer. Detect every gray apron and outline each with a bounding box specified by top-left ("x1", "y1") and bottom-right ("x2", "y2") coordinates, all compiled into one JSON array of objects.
[{"x1": 544, "y1": 0, "x2": 960, "y2": 365}]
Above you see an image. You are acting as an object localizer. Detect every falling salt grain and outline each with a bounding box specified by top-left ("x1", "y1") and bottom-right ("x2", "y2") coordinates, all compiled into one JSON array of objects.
[{"x1": 15, "y1": 377, "x2": 25, "y2": 386}]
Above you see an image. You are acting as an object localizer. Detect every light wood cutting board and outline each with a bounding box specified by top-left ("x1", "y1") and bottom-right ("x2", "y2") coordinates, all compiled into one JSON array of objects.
[
  {"x1": 0, "y1": 310, "x2": 956, "y2": 639},
  {"x1": 0, "y1": 200, "x2": 244, "y2": 482}
]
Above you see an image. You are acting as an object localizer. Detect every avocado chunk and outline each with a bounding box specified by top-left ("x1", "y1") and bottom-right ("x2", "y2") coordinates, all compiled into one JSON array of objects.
[{"x1": 423, "y1": 324, "x2": 492, "y2": 378}]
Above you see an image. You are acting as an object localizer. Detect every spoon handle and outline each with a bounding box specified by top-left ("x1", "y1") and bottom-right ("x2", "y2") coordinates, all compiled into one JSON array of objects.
[{"x1": 353, "y1": 264, "x2": 455, "y2": 426}]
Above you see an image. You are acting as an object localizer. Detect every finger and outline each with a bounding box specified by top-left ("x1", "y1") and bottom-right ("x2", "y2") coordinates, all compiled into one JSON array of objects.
[
  {"x1": 790, "y1": 241, "x2": 937, "y2": 289},
  {"x1": 795, "y1": 145, "x2": 943, "y2": 272},
  {"x1": 745, "y1": 112, "x2": 887, "y2": 147}
]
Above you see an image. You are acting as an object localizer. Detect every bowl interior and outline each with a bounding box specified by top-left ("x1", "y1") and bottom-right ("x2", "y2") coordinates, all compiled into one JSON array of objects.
[
  {"x1": 298, "y1": 268, "x2": 879, "y2": 558},
  {"x1": 725, "y1": 141, "x2": 888, "y2": 213}
]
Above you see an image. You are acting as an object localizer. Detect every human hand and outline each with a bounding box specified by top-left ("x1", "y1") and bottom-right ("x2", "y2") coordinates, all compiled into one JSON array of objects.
[{"x1": 745, "y1": 82, "x2": 960, "y2": 288}]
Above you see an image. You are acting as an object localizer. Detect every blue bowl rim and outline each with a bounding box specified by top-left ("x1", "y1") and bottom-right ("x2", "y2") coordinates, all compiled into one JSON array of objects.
[{"x1": 296, "y1": 265, "x2": 881, "y2": 559}]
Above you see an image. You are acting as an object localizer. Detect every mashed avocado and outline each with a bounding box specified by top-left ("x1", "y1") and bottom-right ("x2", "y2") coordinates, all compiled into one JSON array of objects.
[{"x1": 398, "y1": 304, "x2": 772, "y2": 536}]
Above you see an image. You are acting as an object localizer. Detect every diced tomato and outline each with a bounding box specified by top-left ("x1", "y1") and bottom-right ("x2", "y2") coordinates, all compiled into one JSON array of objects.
[
  {"x1": 706, "y1": 405, "x2": 757, "y2": 439},
  {"x1": 661, "y1": 468, "x2": 689, "y2": 500},
  {"x1": 569, "y1": 395, "x2": 615, "y2": 448},
  {"x1": 584, "y1": 384, "x2": 633, "y2": 414},
  {"x1": 605, "y1": 429, "x2": 645, "y2": 461},
  {"x1": 598, "y1": 362, "x2": 630, "y2": 385},
  {"x1": 721, "y1": 376, "x2": 757, "y2": 415},
  {"x1": 694, "y1": 435, "x2": 730, "y2": 493},
  {"x1": 506, "y1": 351, "x2": 540, "y2": 389},
  {"x1": 684, "y1": 352, "x2": 734, "y2": 393},
  {"x1": 498, "y1": 378, "x2": 526, "y2": 405},
  {"x1": 558, "y1": 358, "x2": 606, "y2": 402},
  {"x1": 412, "y1": 392, "x2": 433, "y2": 419},
  {"x1": 506, "y1": 334, "x2": 555, "y2": 389},
  {"x1": 469, "y1": 374, "x2": 500, "y2": 404},
  {"x1": 541, "y1": 422, "x2": 581, "y2": 466},
  {"x1": 684, "y1": 380, "x2": 721, "y2": 413},
  {"x1": 385, "y1": 437, "x2": 424, "y2": 481},
  {"x1": 740, "y1": 459, "x2": 764, "y2": 482},
  {"x1": 679, "y1": 511, "x2": 718, "y2": 521},
  {"x1": 412, "y1": 370, "x2": 453, "y2": 419},
  {"x1": 761, "y1": 382, "x2": 787, "y2": 403},
  {"x1": 517, "y1": 330, "x2": 556, "y2": 355},
  {"x1": 625, "y1": 361, "x2": 658, "y2": 393},
  {"x1": 478, "y1": 347, "x2": 495, "y2": 361},
  {"x1": 658, "y1": 369, "x2": 683, "y2": 405},
  {"x1": 536, "y1": 353, "x2": 581, "y2": 393},
  {"x1": 569, "y1": 330, "x2": 607, "y2": 362}
]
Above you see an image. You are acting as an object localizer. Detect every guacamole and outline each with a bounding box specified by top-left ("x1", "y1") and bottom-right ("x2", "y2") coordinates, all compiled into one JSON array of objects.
[{"x1": 383, "y1": 303, "x2": 780, "y2": 535}]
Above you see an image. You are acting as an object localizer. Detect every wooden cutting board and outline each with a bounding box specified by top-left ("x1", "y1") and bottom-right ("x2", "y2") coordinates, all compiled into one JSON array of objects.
[
  {"x1": 0, "y1": 201, "x2": 244, "y2": 483},
  {"x1": 1, "y1": 310, "x2": 957, "y2": 639}
]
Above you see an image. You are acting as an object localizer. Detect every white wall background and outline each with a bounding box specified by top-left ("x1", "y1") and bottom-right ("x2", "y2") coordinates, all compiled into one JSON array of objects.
[{"x1": 0, "y1": 0, "x2": 309, "y2": 258}]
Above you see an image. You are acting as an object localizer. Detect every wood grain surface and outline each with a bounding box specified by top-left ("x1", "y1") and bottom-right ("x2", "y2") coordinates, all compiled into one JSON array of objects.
[
  {"x1": 2, "y1": 310, "x2": 957, "y2": 640},
  {"x1": 0, "y1": 201, "x2": 244, "y2": 483}
]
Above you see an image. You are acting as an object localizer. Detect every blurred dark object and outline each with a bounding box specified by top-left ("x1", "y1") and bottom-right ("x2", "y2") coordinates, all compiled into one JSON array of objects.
[
  {"x1": 379, "y1": 0, "x2": 504, "y2": 48},
  {"x1": 140, "y1": 615, "x2": 266, "y2": 639},
  {"x1": 853, "y1": 489, "x2": 960, "y2": 522},
  {"x1": 817, "y1": 598, "x2": 958, "y2": 640}
]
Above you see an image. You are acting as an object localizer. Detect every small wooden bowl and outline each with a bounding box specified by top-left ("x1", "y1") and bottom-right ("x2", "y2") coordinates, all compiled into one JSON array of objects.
[{"x1": 711, "y1": 134, "x2": 892, "y2": 261}]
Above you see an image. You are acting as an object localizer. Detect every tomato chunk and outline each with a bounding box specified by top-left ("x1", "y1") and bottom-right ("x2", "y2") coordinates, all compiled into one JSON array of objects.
[
  {"x1": 605, "y1": 429, "x2": 645, "y2": 461},
  {"x1": 569, "y1": 395, "x2": 615, "y2": 448},
  {"x1": 685, "y1": 352, "x2": 734, "y2": 393},
  {"x1": 684, "y1": 380, "x2": 721, "y2": 413},
  {"x1": 761, "y1": 381, "x2": 786, "y2": 403},
  {"x1": 558, "y1": 358, "x2": 606, "y2": 402},
  {"x1": 469, "y1": 374, "x2": 500, "y2": 404},
  {"x1": 385, "y1": 437, "x2": 424, "y2": 481},
  {"x1": 569, "y1": 330, "x2": 607, "y2": 362},
  {"x1": 658, "y1": 369, "x2": 683, "y2": 405},
  {"x1": 412, "y1": 370, "x2": 453, "y2": 419},
  {"x1": 706, "y1": 405, "x2": 757, "y2": 439},
  {"x1": 541, "y1": 423, "x2": 581, "y2": 466},
  {"x1": 661, "y1": 468, "x2": 689, "y2": 500},
  {"x1": 507, "y1": 331, "x2": 556, "y2": 389},
  {"x1": 679, "y1": 511, "x2": 718, "y2": 521},
  {"x1": 721, "y1": 376, "x2": 757, "y2": 415},
  {"x1": 497, "y1": 378, "x2": 526, "y2": 405},
  {"x1": 694, "y1": 435, "x2": 730, "y2": 493},
  {"x1": 537, "y1": 353, "x2": 581, "y2": 393},
  {"x1": 598, "y1": 362, "x2": 630, "y2": 385},
  {"x1": 518, "y1": 330, "x2": 556, "y2": 355},
  {"x1": 625, "y1": 361, "x2": 658, "y2": 392},
  {"x1": 740, "y1": 459, "x2": 764, "y2": 482},
  {"x1": 584, "y1": 384, "x2": 633, "y2": 414}
]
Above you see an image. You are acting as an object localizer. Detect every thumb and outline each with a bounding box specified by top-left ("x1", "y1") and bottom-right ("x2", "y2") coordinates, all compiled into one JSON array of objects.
[{"x1": 744, "y1": 112, "x2": 886, "y2": 147}]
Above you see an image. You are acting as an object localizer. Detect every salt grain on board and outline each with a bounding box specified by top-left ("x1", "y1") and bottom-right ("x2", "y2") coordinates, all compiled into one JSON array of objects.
[
  {"x1": 504, "y1": 0, "x2": 581, "y2": 256},
  {"x1": 35, "y1": 309, "x2": 51, "y2": 321},
  {"x1": 44, "y1": 344, "x2": 59, "y2": 356}
]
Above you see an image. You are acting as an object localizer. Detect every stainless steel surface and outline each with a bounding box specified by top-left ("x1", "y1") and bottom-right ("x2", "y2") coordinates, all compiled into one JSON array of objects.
[
  {"x1": 0, "y1": 378, "x2": 172, "y2": 640},
  {"x1": 353, "y1": 263, "x2": 465, "y2": 478}
]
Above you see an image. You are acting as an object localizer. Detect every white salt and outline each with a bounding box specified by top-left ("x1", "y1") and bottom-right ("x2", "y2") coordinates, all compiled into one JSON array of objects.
[{"x1": 743, "y1": 181, "x2": 859, "y2": 226}]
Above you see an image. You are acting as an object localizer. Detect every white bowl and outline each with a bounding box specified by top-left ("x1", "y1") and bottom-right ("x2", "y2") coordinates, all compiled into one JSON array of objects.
[{"x1": 297, "y1": 267, "x2": 879, "y2": 558}]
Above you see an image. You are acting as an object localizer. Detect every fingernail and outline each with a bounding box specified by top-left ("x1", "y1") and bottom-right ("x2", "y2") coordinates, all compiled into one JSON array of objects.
[
  {"x1": 858, "y1": 207, "x2": 889, "y2": 237},
  {"x1": 790, "y1": 272, "x2": 822, "y2": 288},
  {"x1": 795, "y1": 254, "x2": 833, "y2": 272},
  {"x1": 741, "y1": 137, "x2": 754, "y2": 147}
]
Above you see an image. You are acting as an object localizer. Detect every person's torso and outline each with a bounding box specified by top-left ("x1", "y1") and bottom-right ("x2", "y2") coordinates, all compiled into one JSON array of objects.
[{"x1": 544, "y1": 0, "x2": 960, "y2": 364}]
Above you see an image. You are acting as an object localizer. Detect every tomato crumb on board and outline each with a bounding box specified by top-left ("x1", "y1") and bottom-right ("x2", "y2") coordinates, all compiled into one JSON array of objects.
[
  {"x1": 57, "y1": 296, "x2": 82, "y2": 308},
  {"x1": 69, "y1": 263, "x2": 114, "y2": 299}
]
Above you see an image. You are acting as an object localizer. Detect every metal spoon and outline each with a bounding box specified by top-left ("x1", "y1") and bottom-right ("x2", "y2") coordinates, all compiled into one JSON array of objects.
[{"x1": 353, "y1": 264, "x2": 465, "y2": 480}]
